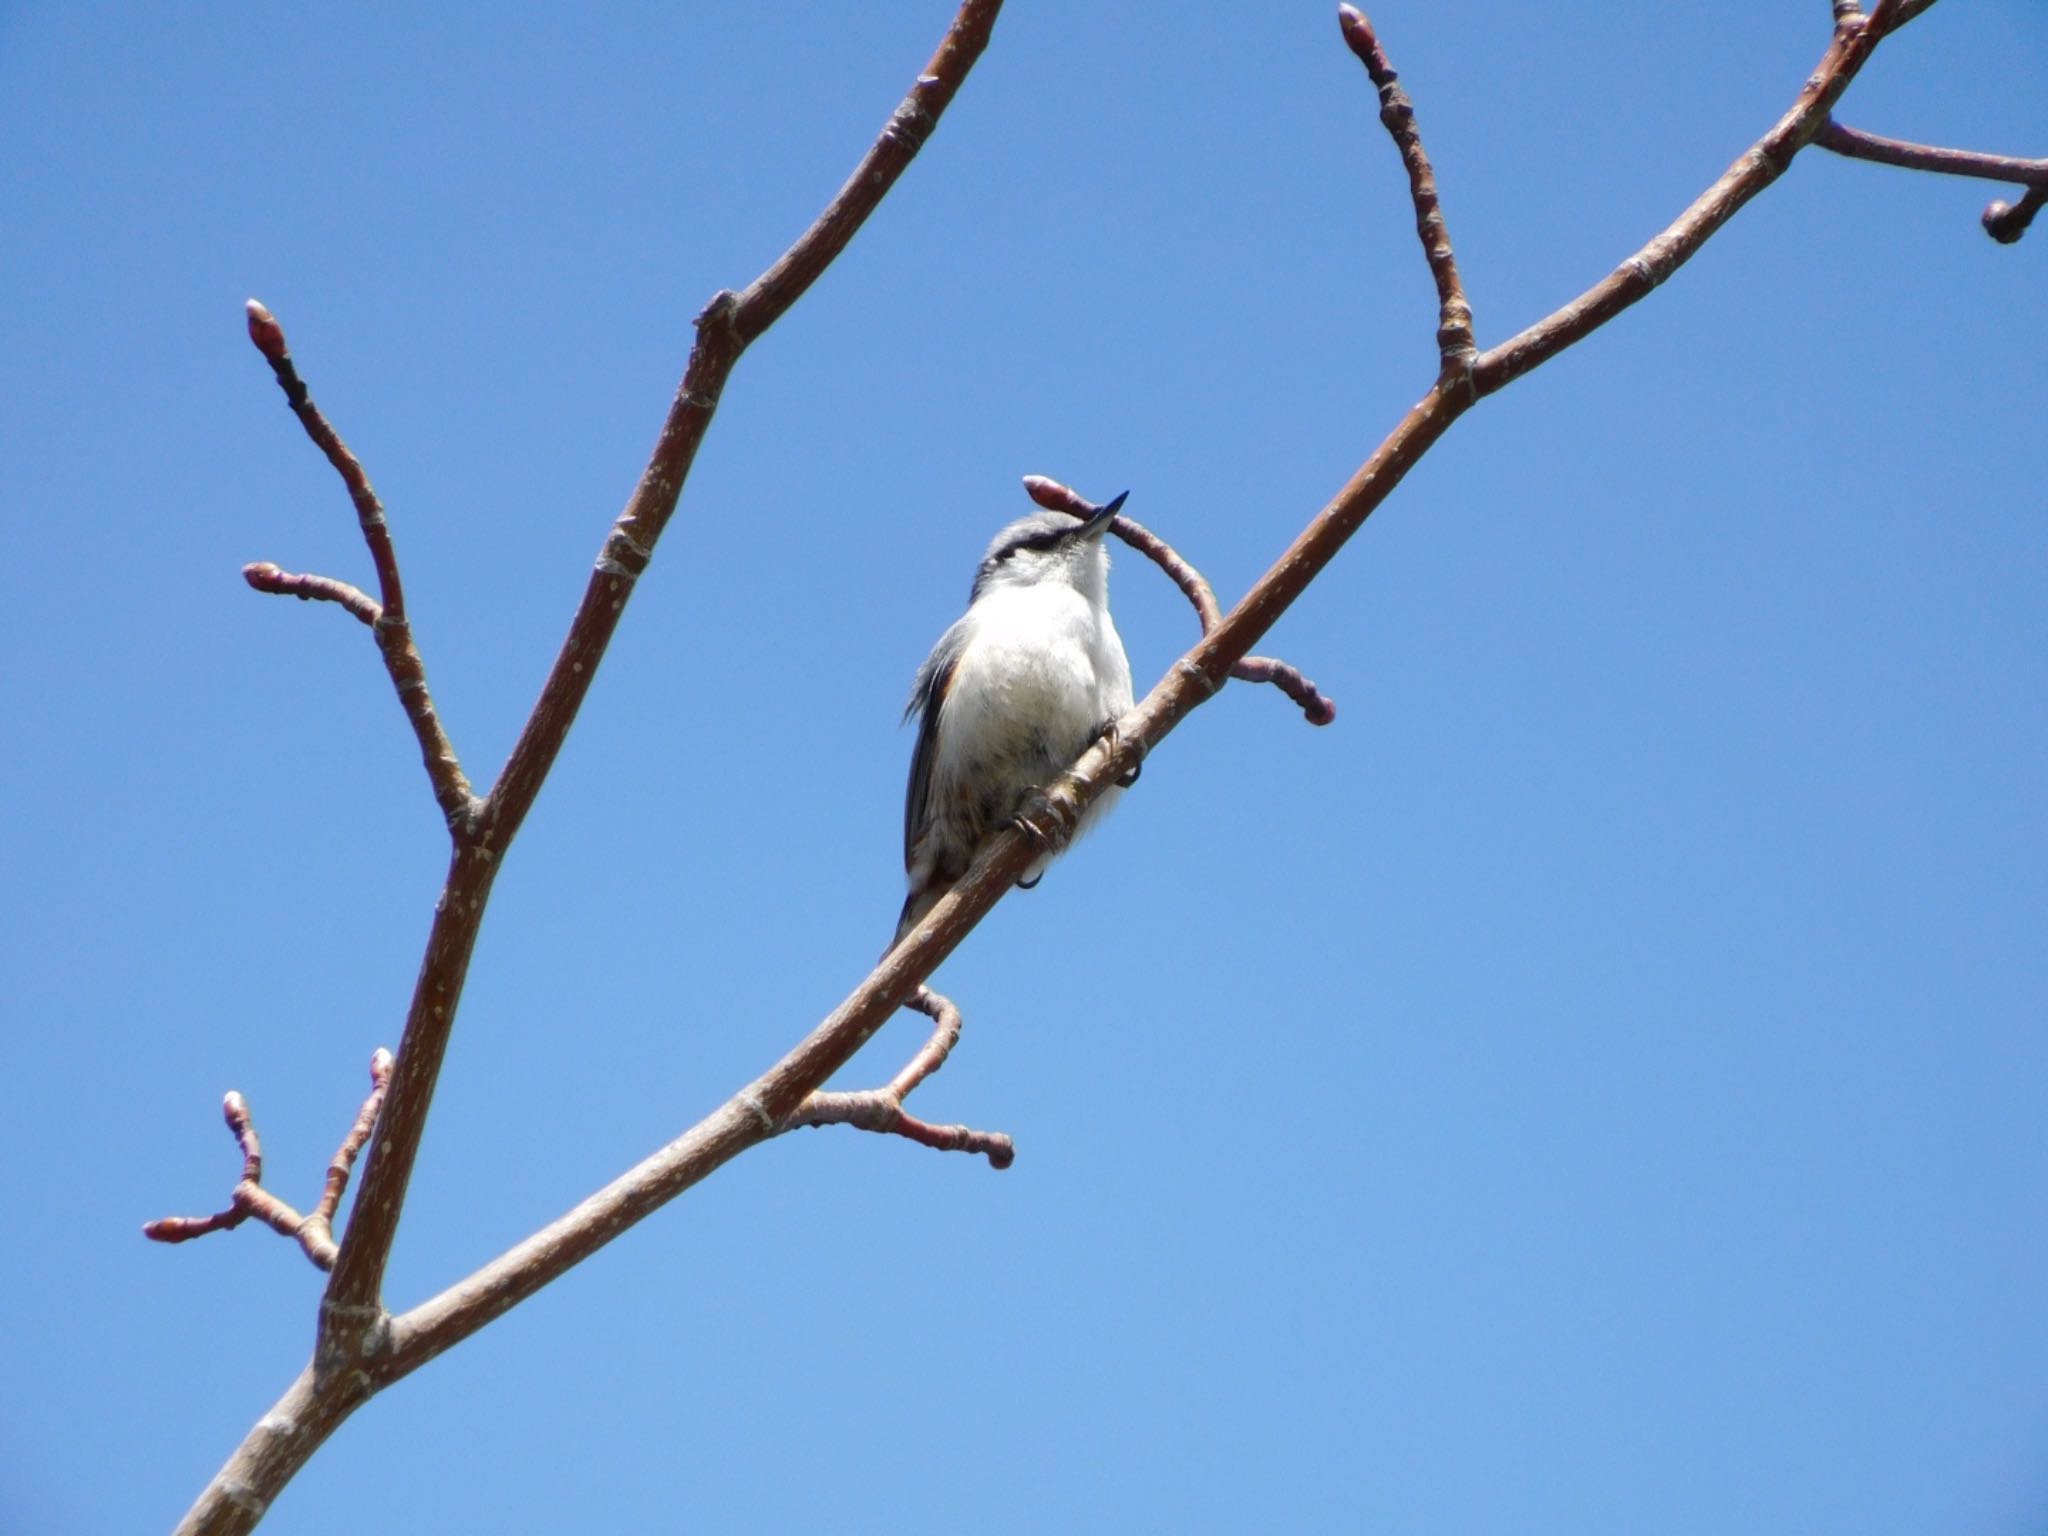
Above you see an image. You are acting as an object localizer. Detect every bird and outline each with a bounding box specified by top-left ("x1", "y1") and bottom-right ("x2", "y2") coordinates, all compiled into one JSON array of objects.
[{"x1": 894, "y1": 493, "x2": 1137, "y2": 946}]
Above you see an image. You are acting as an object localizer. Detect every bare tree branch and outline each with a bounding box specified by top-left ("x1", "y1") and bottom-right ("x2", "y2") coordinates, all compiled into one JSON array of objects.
[
  {"x1": 1815, "y1": 119, "x2": 2048, "y2": 243},
  {"x1": 375, "y1": 0, "x2": 1925, "y2": 1404},
  {"x1": 785, "y1": 986, "x2": 1015, "y2": 1168},
  {"x1": 1472, "y1": 1, "x2": 1907, "y2": 397},
  {"x1": 240, "y1": 562, "x2": 380, "y2": 626},
  {"x1": 168, "y1": 0, "x2": 2042, "y2": 1528},
  {"x1": 1337, "y1": 3, "x2": 1476, "y2": 384},
  {"x1": 245, "y1": 302, "x2": 476, "y2": 828},
  {"x1": 296, "y1": 1050, "x2": 398, "y2": 1268},
  {"x1": 175, "y1": 6, "x2": 1008, "y2": 1530},
  {"x1": 1023, "y1": 474, "x2": 1338, "y2": 726},
  {"x1": 145, "y1": 1051, "x2": 393, "y2": 1272}
]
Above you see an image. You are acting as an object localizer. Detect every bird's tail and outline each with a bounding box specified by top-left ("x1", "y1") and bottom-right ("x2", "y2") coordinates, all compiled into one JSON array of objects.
[{"x1": 887, "y1": 880, "x2": 943, "y2": 956}]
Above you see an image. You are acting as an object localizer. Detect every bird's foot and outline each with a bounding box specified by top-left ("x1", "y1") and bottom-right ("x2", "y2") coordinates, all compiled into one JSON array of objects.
[
  {"x1": 1012, "y1": 782, "x2": 1080, "y2": 869},
  {"x1": 1099, "y1": 717, "x2": 1144, "y2": 788}
]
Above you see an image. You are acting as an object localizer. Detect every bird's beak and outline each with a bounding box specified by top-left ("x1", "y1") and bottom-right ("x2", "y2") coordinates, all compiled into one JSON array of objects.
[{"x1": 1079, "y1": 490, "x2": 1128, "y2": 539}]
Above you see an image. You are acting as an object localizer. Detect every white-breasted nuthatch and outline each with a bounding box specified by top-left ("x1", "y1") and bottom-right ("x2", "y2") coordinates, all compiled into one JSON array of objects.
[{"x1": 895, "y1": 493, "x2": 1137, "y2": 944}]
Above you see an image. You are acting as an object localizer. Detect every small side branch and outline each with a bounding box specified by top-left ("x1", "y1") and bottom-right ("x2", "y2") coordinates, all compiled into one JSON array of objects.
[
  {"x1": 145, "y1": 1050, "x2": 394, "y2": 1272},
  {"x1": 1024, "y1": 475, "x2": 1337, "y2": 726},
  {"x1": 1814, "y1": 119, "x2": 2048, "y2": 244},
  {"x1": 784, "y1": 987, "x2": 1014, "y2": 1168},
  {"x1": 1337, "y1": 5, "x2": 1476, "y2": 382},
  {"x1": 242, "y1": 563, "x2": 380, "y2": 627},
  {"x1": 245, "y1": 301, "x2": 476, "y2": 829},
  {"x1": 298, "y1": 1049, "x2": 396, "y2": 1266}
]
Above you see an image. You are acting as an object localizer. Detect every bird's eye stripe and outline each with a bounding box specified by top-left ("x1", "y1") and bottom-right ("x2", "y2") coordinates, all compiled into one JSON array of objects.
[{"x1": 1003, "y1": 531, "x2": 1066, "y2": 558}]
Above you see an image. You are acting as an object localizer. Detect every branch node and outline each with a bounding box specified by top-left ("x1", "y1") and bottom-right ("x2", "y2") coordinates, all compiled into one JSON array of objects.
[
  {"x1": 883, "y1": 98, "x2": 935, "y2": 153},
  {"x1": 695, "y1": 289, "x2": 740, "y2": 338},
  {"x1": 737, "y1": 1093, "x2": 776, "y2": 1135},
  {"x1": 1177, "y1": 657, "x2": 1221, "y2": 698}
]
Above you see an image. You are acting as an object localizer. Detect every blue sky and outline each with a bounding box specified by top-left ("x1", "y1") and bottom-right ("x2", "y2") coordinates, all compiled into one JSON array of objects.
[{"x1": 3, "y1": 3, "x2": 2044, "y2": 1532}]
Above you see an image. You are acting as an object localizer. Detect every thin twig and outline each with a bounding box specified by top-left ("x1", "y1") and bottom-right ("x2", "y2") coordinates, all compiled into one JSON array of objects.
[
  {"x1": 242, "y1": 563, "x2": 381, "y2": 627},
  {"x1": 786, "y1": 987, "x2": 1014, "y2": 1168},
  {"x1": 1337, "y1": 5, "x2": 1475, "y2": 383},
  {"x1": 1022, "y1": 475, "x2": 1337, "y2": 726},
  {"x1": 1814, "y1": 118, "x2": 2048, "y2": 244},
  {"x1": 143, "y1": 1092, "x2": 304, "y2": 1245},
  {"x1": 295, "y1": 1050, "x2": 396, "y2": 1268},
  {"x1": 145, "y1": 1051, "x2": 394, "y2": 1271},
  {"x1": 245, "y1": 302, "x2": 476, "y2": 827}
]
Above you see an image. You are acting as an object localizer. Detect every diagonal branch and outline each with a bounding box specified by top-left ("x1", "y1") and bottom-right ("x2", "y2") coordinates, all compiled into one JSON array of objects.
[
  {"x1": 1022, "y1": 475, "x2": 1337, "y2": 726},
  {"x1": 784, "y1": 986, "x2": 1014, "y2": 1168},
  {"x1": 380, "y1": 0, "x2": 1917, "y2": 1397},
  {"x1": 145, "y1": 1051, "x2": 394, "y2": 1272},
  {"x1": 245, "y1": 302, "x2": 476, "y2": 828},
  {"x1": 301, "y1": 0, "x2": 1007, "y2": 1397},
  {"x1": 1337, "y1": 3, "x2": 1475, "y2": 382},
  {"x1": 1472, "y1": 0, "x2": 1902, "y2": 395},
  {"x1": 1814, "y1": 119, "x2": 2048, "y2": 243}
]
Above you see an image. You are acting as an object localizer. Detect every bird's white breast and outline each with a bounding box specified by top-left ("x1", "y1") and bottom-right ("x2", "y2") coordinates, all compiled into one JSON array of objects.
[{"x1": 948, "y1": 582, "x2": 1132, "y2": 753}]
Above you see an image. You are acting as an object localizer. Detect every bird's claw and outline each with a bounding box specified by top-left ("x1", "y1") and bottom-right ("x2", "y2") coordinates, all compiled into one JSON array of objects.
[
  {"x1": 1100, "y1": 718, "x2": 1144, "y2": 788},
  {"x1": 1012, "y1": 783, "x2": 1078, "y2": 865}
]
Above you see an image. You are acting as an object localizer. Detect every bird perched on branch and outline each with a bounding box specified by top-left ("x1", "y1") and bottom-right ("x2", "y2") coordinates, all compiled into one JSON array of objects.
[{"x1": 895, "y1": 493, "x2": 1137, "y2": 945}]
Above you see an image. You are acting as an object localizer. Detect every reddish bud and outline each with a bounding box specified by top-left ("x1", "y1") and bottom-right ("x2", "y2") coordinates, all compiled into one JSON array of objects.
[
  {"x1": 1022, "y1": 474, "x2": 1093, "y2": 516},
  {"x1": 245, "y1": 299, "x2": 288, "y2": 361}
]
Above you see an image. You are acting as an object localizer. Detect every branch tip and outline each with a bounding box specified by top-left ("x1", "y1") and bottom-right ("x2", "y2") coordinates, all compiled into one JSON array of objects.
[
  {"x1": 1985, "y1": 187, "x2": 2044, "y2": 244},
  {"x1": 242, "y1": 562, "x2": 382, "y2": 625},
  {"x1": 245, "y1": 298, "x2": 287, "y2": 362}
]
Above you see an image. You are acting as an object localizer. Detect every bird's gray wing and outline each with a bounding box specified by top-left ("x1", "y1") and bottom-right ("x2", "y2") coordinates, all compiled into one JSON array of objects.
[{"x1": 903, "y1": 620, "x2": 969, "y2": 867}]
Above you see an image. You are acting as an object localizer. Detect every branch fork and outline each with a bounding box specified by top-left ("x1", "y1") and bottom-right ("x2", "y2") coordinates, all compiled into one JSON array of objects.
[
  {"x1": 145, "y1": 1050, "x2": 394, "y2": 1272},
  {"x1": 243, "y1": 301, "x2": 477, "y2": 830},
  {"x1": 785, "y1": 987, "x2": 1013, "y2": 1169}
]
